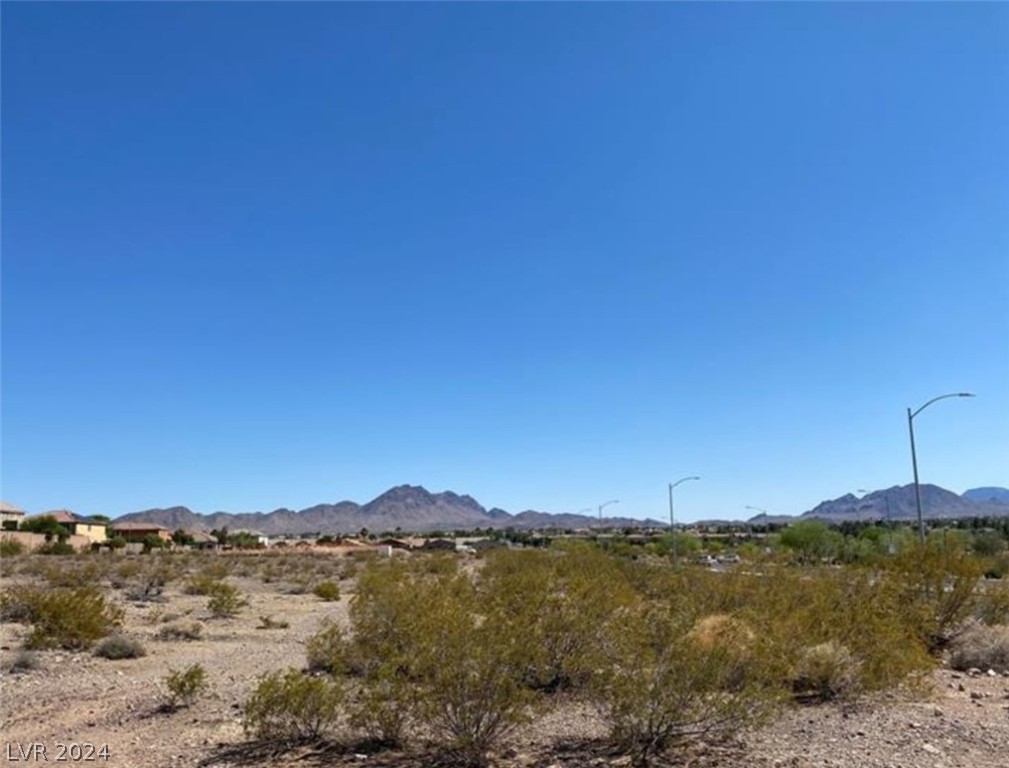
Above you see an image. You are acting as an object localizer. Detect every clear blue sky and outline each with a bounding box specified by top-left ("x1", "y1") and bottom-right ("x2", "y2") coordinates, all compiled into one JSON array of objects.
[{"x1": 2, "y1": 3, "x2": 1007, "y2": 523}]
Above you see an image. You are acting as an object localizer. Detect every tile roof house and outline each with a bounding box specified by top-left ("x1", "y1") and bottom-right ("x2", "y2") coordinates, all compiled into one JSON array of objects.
[
  {"x1": 110, "y1": 521, "x2": 172, "y2": 543},
  {"x1": 34, "y1": 510, "x2": 108, "y2": 544}
]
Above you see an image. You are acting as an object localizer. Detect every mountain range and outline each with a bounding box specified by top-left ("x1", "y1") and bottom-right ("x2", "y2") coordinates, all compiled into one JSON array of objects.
[
  {"x1": 113, "y1": 485, "x2": 667, "y2": 535},
  {"x1": 112, "y1": 483, "x2": 1009, "y2": 535},
  {"x1": 749, "y1": 484, "x2": 1009, "y2": 525}
]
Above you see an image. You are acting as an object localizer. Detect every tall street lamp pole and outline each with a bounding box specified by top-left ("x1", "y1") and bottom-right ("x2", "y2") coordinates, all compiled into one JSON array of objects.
[
  {"x1": 907, "y1": 392, "x2": 975, "y2": 545},
  {"x1": 597, "y1": 499, "x2": 619, "y2": 528},
  {"x1": 668, "y1": 476, "x2": 700, "y2": 567}
]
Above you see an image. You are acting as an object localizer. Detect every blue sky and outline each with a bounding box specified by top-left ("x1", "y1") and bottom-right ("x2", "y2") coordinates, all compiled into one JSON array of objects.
[{"x1": 2, "y1": 3, "x2": 1007, "y2": 523}]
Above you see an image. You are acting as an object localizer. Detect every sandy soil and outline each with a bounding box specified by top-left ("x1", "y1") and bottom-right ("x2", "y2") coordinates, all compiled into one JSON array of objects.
[{"x1": 1, "y1": 562, "x2": 1007, "y2": 768}]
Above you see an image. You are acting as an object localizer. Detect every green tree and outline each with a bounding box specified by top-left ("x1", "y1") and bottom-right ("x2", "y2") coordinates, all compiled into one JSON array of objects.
[
  {"x1": 20, "y1": 516, "x2": 68, "y2": 542},
  {"x1": 142, "y1": 534, "x2": 167, "y2": 552},
  {"x1": 778, "y1": 521, "x2": 842, "y2": 564}
]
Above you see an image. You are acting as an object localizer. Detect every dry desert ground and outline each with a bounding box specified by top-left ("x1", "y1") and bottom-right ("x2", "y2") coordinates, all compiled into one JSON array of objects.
[{"x1": 1, "y1": 552, "x2": 1008, "y2": 768}]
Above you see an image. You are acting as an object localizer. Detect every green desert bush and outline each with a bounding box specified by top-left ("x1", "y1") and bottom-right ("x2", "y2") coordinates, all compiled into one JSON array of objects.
[
  {"x1": 305, "y1": 619, "x2": 351, "y2": 675},
  {"x1": 413, "y1": 603, "x2": 534, "y2": 766},
  {"x1": 206, "y1": 582, "x2": 248, "y2": 618},
  {"x1": 0, "y1": 585, "x2": 123, "y2": 651},
  {"x1": 349, "y1": 666, "x2": 415, "y2": 748},
  {"x1": 37, "y1": 540, "x2": 76, "y2": 556},
  {"x1": 184, "y1": 562, "x2": 232, "y2": 595},
  {"x1": 974, "y1": 580, "x2": 1009, "y2": 626},
  {"x1": 93, "y1": 634, "x2": 146, "y2": 660},
  {"x1": 348, "y1": 559, "x2": 535, "y2": 764},
  {"x1": 949, "y1": 624, "x2": 1009, "y2": 673},
  {"x1": 312, "y1": 580, "x2": 341, "y2": 602},
  {"x1": 593, "y1": 603, "x2": 779, "y2": 767},
  {"x1": 885, "y1": 545, "x2": 983, "y2": 652},
  {"x1": 731, "y1": 565, "x2": 933, "y2": 695},
  {"x1": 0, "y1": 538, "x2": 25, "y2": 557},
  {"x1": 165, "y1": 663, "x2": 209, "y2": 709},
  {"x1": 243, "y1": 668, "x2": 344, "y2": 743},
  {"x1": 480, "y1": 546, "x2": 636, "y2": 692},
  {"x1": 41, "y1": 559, "x2": 106, "y2": 588}
]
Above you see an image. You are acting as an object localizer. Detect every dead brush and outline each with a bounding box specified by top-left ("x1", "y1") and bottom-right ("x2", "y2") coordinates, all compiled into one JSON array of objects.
[{"x1": 950, "y1": 624, "x2": 1009, "y2": 673}]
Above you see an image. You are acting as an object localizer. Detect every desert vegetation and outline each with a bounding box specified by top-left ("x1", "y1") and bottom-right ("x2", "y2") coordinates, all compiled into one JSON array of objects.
[{"x1": 1, "y1": 524, "x2": 1008, "y2": 767}]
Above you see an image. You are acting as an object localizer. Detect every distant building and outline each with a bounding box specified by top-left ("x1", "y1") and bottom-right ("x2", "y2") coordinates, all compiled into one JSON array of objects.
[
  {"x1": 35, "y1": 510, "x2": 108, "y2": 545},
  {"x1": 0, "y1": 501, "x2": 25, "y2": 530},
  {"x1": 110, "y1": 521, "x2": 172, "y2": 543},
  {"x1": 233, "y1": 529, "x2": 270, "y2": 547}
]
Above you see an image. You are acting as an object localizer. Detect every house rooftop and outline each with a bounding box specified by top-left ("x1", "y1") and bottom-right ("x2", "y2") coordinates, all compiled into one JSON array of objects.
[
  {"x1": 111, "y1": 521, "x2": 170, "y2": 531},
  {"x1": 0, "y1": 501, "x2": 25, "y2": 515},
  {"x1": 35, "y1": 510, "x2": 103, "y2": 525}
]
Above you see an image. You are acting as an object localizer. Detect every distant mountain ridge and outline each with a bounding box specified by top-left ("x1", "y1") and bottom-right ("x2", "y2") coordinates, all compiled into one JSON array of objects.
[
  {"x1": 114, "y1": 485, "x2": 666, "y2": 534},
  {"x1": 759, "y1": 484, "x2": 1009, "y2": 525},
  {"x1": 963, "y1": 487, "x2": 1009, "y2": 505}
]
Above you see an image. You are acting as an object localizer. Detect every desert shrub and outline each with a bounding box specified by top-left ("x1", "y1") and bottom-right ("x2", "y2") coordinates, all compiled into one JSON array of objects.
[
  {"x1": 0, "y1": 585, "x2": 37, "y2": 623},
  {"x1": 0, "y1": 585, "x2": 123, "y2": 651},
  {"x1": 94, "y1": 634, "x2": 147, "y2": 660},
  {"x1": 790, "y1": 641, "x2": 861, "y2": 702},
  {"x1": 165, "y1": 663, "x2": 208, "y2": 709},
  {"x1": 949, "y1": 625, "x2": 1009, "y2": 673},
  {"x1": 257, "y1": 615, "x2": 290, "y2": 630},
  {"x1": 312, "y1": 580, "x2": 341, "y2": 602},
  {"x1": 285, "y1": 575, "x2": 314, "y2": 595},
  {"x1": 40, "y1": 559, "x2": 106, "y2": 588},
  {"x1": 349, "y1": 560, "x2": 431, "y2": 678},
  {"x1": 686, "y1": 613, "x2": 758, "y2": 691},
  {"x1": 37, "y1": 540, "x2": 76, "y2": 556},
  {"x1": 974, "y1": 580, "x2": 1009, "y2": 626},
  {"x1": 352, "y1": 560, "x2": 534, "y2": 764},
  {"x1": 243, "y1": 668, "x2": 344, "y2": 743},
  {"x1": 206, "y1": 582, "x2": 248, "y2": 618},
  {"x1": 413, "y1": 601, "x2": 534, "y2": 766},
  {"x1": 971, "y1": 531, "x2": 1005, "y2": 557},
  {"x1": 184, "y1": 562, "x2": 231, "y2": 595},
  {"x1": 0, "y1": 538, "x2": 25, "y2": 557},
  {"x1": 480, "y1": 547, "x2": 636, "y2": 692},
  {"x1": 113, "y1": 560, "x2": 143, "y2": 585},
  {"x1": 885, "y1": 546, "x2": 983, "y2": 652},
  {"x1": 349, "y1": 667, "x2": 415, "y2": 748},
  {"x1": 8, "y1": 649, "x2": 42, "y2": 673},
  {"x1": 727, "y1": 565, "x2": 933, "y2": 695},
  {"x1": 593, "y1": 603, "x2": 779, "y2": 767},
  {"x1": 305, "y1": 619, "x2": 351, "y2": 674},
  {"x1": 125, "y1": 579, "x2": 165, "y2": 603},
  {"x1": 157, "y1": 620, "x2": 203, "y2": 641}
]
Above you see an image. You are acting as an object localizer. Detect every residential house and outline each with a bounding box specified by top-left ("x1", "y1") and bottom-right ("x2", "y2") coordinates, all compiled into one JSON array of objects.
[
  {"x1": 183, "y1": 529, "x2": 218, "y2": 549},
  {"x1": 36, "y1": 510, "x2": 108, "y2": 545},
  {"x1": 110, "y1": 521, "x2": 172, "y2": 544},
  {"x1": 0, "y1": 501, "x2": 25, "y2": 531}
]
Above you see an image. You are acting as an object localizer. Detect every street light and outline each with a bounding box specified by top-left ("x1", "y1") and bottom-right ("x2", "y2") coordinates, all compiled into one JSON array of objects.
[
  {"x1": 597, "y1": 499, "x2": 619, "y2": 528},
  {"x1": 669, "y1": 476, "x2": 700, "y2": 567},
  {"x1": 907, "y1": 392, "x2": 975, "y2": 544}
]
